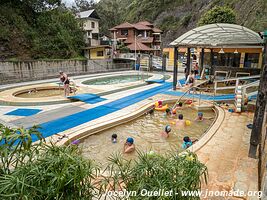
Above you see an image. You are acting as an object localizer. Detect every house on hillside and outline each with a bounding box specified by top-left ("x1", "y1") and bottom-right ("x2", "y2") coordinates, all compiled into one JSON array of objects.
[
  {"x1": 76, "y1": 9, "x2": 100, "y2": 47},
  {"x1": 109, "y1": 21, "x2": 162, "y2": 56}
]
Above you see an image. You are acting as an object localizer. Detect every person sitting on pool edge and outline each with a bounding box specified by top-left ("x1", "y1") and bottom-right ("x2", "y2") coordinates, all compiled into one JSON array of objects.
[
  {"x1": 161, "y1": 125, "x2": 171, "y2": 138},
  {"x1": 124, "y1": 137, "x2": 135, "y2": 153},
  {"x1": 111, "y1": 134, "x2": 117, "y2": 143}
]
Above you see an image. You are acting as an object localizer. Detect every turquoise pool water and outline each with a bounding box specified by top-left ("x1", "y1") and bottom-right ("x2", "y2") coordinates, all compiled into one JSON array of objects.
[{"x1": 82, "y1": 75, "x2": 151, "y2": 85}]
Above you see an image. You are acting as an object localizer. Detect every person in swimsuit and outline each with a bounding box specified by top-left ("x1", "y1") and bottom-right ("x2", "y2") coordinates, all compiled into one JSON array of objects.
[
  {"x1": 185, "y1": 70, "x2": 195, "y2": 87},
  {"x1": 59, "y1": 71, "x2": 70, "y2": 97},
  {"x1": 124, "y1": 137, "x2": 135, "y2": 153},
  {"x1": 161, "y1": 125, "x2": 171, "y2": 138}
]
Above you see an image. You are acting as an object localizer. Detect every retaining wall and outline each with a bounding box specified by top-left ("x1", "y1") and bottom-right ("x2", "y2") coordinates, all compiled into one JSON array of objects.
[{"x1": 0, "y1": 59, "x2": 133, "y2": 84}]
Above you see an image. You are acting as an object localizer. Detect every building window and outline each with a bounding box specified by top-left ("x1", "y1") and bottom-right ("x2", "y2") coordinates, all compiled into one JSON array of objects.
[
  {"x1": 97, "y1": 51, "x2": 104, "y2": 57},
  {"x1": 92, "y1": 33, "x2": 98, "y2": 40},
  {"x1": 121, "y1": 29, "x2": 128, "y2": 36},
  {"x1": 244, "y1": 53, "x2": 259, "y2": 68},
  {"x1": 91, "y1": 22, "x2": 95, "y2": 28},
  {"x1": 213, "y1": 53, "x2": 240, "y2": 68}
]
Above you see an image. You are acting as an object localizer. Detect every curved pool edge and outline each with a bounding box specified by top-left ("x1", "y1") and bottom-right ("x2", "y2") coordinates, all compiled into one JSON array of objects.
[
  {"x1": 187, "y1": 106, "x2": 225, "y2": 153},
  {"x1": 57, "y1": 99, "x2": 221, "y2": 151}
]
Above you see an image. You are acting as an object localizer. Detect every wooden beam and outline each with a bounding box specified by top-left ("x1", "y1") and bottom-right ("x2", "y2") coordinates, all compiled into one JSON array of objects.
[
  {"x1": 200, "y1": 48, "x2": 204, "y2": 77},
  {"x1": 186, "y1": 47, "x2": 191, "y2": 80},
  {"x1": 173, "y1": 47, "x2": 178, "y2": 90}
]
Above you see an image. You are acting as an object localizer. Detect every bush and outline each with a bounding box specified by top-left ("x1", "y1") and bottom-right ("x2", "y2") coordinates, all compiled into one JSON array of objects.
[
  {"x1": 102, "y1": 151, "x2": 208, "y2": 199},
  {"x1": 0, "y1": 124, "x2": 99, "y2": 200}
]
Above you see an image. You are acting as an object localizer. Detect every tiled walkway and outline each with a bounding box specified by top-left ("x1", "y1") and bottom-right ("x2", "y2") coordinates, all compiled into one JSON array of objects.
[{"x1": 196, "y1": 110, "x2": 258, "y2": 200}]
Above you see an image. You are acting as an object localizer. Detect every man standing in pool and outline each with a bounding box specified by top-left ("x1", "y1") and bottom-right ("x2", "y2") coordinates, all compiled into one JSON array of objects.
[
  {"x1": 59, "y1": 71, "x2": 70, "y2": 97},
  {"x1": 124, "y1": 137, "x2": 135, "y2": 153}
]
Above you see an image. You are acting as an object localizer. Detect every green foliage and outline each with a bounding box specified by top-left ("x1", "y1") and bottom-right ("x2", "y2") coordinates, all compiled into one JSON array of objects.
[
  {"x1": 102, "y1": 151, "x2": 208, "y2": 199},
  {"x1": 198, "y1": 6, "x2": 236, "y2": 26},
  {"x1": 32, "y1": 8, "x2": 85, "y2": 59},
  {"x1": 0, "y1": 124, "x2": 99, "y2": 199},
  {"x1": 0, "y1": 1, "x2": 84, "y2": 60}
]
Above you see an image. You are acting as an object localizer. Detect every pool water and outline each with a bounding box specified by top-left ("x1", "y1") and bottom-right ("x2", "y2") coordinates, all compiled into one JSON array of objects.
[
  {"x1": 82, "y1": 75, "x2": 152, "y2": 85},
  {"x1": 15, "y1": 88, "x2": 64, "y2": 98},
  {"x1": 80, "y1": 106, "x2": 215, "y2": 166}
]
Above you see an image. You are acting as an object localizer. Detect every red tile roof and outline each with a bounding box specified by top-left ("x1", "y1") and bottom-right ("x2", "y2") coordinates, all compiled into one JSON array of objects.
[
  {"x1": 152, "y1": 27, "x2": 163, "y2": 33},
  {"x1": 127, "y1": 42, "x2": 153, "y2": 51},
  {"x1": 133, "y1": 23, "x2": 152, "y2": 30},
  {"x1": 109, "y1": 22, "x2": 134, "y2": 30},
  {"x1": 135, "y1": 21, "x2": 153, "y2": 26}
]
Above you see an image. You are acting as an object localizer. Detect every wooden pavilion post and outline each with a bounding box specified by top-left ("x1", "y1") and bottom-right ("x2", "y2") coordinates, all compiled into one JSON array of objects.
[{"x1": 173, "y1": 47, "x2": 178, "y2": 90}]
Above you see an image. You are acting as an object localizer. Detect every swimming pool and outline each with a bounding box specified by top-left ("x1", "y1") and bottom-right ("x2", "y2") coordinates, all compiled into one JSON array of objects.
[
  {"x1": 14, "y1": 87, "x2": 64, "y2": 98},
  {"x1": 80, "y1": 106, "x2": 215, "y2": 166},
  {"x1": 82, "y1": 75, "x2": 152, "y2": 85}
]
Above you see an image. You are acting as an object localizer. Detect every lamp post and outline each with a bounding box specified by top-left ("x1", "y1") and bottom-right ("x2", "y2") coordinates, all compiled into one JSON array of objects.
[{"x1": 135, "y1": 33, "x2": 142, "y2": 70}]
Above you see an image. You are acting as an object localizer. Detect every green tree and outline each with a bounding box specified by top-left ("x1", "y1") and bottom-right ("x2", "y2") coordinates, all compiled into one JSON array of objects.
[
  {"x1": 32, "y1": 7, "x2": 85, "y2": 59},
  {"x1": 198, "y1": 6, "x2": 236, "y2": 26}
]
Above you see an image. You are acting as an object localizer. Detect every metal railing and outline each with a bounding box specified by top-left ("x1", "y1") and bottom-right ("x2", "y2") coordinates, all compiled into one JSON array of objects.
[
  {"x1": 214, "y1": 75, "x2": 260, "y2": 95},
  {"x1": 172, "y1": 86, "x2": 216, "y2": 110}
]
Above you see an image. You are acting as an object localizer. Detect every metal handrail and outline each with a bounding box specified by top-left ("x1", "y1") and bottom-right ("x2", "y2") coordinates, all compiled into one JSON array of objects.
[
  {"x1": 171, "y1": 86, "x2": 216, "y2": 110},
  {"x1": 214, "y1": 75, "x2": 260, "y2": 82}
]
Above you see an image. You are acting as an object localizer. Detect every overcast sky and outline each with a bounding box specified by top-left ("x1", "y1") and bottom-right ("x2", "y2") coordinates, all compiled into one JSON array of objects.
[{"x1": 62, "y1": 0, "x2": 99, "y2": 7}]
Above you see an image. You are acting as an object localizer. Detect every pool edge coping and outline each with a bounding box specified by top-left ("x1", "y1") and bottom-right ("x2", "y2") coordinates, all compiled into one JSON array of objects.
[{"x1": 57, "y1": 99, "x2": 222, "y2": 154}]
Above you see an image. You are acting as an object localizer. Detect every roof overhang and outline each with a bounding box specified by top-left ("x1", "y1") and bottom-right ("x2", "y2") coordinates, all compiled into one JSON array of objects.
[{"x1": 169, "y1": 23, "x2": 264, "y2": 48}]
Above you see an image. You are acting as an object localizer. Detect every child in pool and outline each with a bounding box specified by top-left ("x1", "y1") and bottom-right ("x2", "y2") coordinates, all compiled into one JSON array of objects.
[
  {"x1": 124, "y1": 137, "x2": 135, "y2": 153},
  {"x1": 195, "y1": 112, "x2": 213, "y2": 121},
  {"x1": 182, "y1": 136, "x2": 193, "y2": 149},
  {"x1": 176, "y1": 114, "x2": 185, "y2": 127},
  {"x1": 161, "y1": 125, "x2": 171, "y2": 138},
  {"x1": 111, "y1": 134, "x2": 117, "y2": 143},
  {"x1": 172, "y1": 102, "x2": 183, "y2": 114},
  {"x1": 164, "y1": 108, "x2": 172, "y2": 118},
  {"x1": 182, "y1": 136, "x2": 198, "y2": 149}
]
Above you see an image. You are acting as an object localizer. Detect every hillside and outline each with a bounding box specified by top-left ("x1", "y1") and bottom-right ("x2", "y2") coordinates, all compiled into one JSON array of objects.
[
  {"x1": 0, "y1": 0, "x2": 266, "y2": 60},
  {"x1": 96, "y1": 0, "x2": 267, "y2": 46}
]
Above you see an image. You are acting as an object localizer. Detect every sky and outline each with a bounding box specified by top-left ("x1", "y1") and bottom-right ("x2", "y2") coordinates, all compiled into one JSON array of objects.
[{"x1": 62, "y1": 0, "x2": 99, "y2": 7}]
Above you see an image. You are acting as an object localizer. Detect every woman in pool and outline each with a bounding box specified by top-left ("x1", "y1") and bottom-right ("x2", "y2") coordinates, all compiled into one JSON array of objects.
[
  {"x1": 124, "y1": 137, "x2": 135, "y2": 153},
  {"x1": 161, "y1": 125, "x2": 171, "y2": 138},
  {"x1": 59, "y1": 71, "x2": 70, "y2": 97},
  {"x1": 182, "y1": 136, "x2": 193, "y2": 149}
]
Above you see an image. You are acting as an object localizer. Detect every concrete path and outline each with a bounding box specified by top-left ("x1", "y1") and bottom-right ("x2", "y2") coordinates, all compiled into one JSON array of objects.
[{"x1": 196, "y1": 110, "x2": 258, "y2": 200}]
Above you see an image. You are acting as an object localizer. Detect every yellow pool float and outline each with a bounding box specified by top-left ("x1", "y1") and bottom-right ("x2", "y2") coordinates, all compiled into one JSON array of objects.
[{"x1": 155, "y1": 104, "x2": 168, "y2": 111}]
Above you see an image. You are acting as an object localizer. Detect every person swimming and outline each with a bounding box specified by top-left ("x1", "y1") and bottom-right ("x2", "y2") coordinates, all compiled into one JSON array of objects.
[
  {"x1": 124, "y1": 137, "x2": 135, "y2": 153},
  {"x1": 196, "y1": 112, "x2": 204, "y2": 121},
  {"x1": 176, "y1": 114, "x2": 185, "y2": 127},
  {"x1": 173, "y1": 102, "x2": 183, "y2": 114},
  {"x1": 161, "y1": 125, "x2": 171, "y2": 138},
  {"x1": 182, "y1": 136, "x2": 193, "y2": 149},
  {"x1": 165, "y1": 108, "x2": 172, "y2": 117},
  {"x1": 195, "y1": 112, "x2": 213, "y2": 121},
  {"x1": 111, "y1": 134, "x2": 117, "y2": 143}
]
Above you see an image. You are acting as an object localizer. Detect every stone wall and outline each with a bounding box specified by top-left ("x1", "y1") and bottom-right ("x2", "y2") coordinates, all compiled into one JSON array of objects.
[{"x1": 0, "y1": 59, "x2": 133, "y2": 84}]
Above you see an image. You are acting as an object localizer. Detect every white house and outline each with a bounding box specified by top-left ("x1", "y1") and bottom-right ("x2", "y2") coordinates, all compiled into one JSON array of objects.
[{"x1": 76, "y1": 9, "x2": 100, "y2": 47}]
